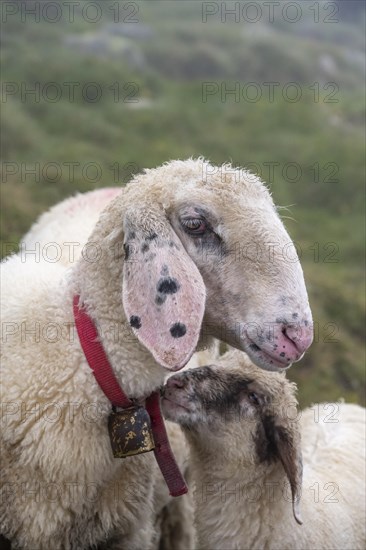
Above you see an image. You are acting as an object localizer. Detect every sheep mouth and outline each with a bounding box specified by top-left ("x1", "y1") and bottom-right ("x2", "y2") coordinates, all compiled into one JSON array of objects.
[
  {"x1": 161, "y1": 395, "x2": 192, "y2": 414},
  {"x1": 244, "y1": 336, "x2": 291, "y2": 372}
]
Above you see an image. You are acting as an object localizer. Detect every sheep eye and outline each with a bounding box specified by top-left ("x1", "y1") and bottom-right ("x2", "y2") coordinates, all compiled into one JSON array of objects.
[
  {"x1": 181, "y1": 218, "x2": 206, "y2": 235},
  {"x1": 248, "y1": 392, "x2": 260, "y2": 406}
]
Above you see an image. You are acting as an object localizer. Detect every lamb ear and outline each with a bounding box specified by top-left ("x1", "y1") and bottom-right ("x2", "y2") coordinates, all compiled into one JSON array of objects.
[
  {"x1": 274, "y1": 424, "x2": 303, "y2": 525},
  {"x1": 122, "y1": 207, "x2": 206, "y2": 371}
]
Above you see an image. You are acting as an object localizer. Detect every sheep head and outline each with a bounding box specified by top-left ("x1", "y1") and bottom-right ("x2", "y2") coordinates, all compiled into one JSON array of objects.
[
  {"x1": 108, "y1": 158, "x2": 313, "y2": 372},
  {"x1": 162, "y1": 349, "x2": 303, "y2": 524}
]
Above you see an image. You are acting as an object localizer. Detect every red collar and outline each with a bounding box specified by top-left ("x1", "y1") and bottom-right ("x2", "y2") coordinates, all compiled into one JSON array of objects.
[{"x1": 73, "y1": 295, "x2": 188, "y2": 497}]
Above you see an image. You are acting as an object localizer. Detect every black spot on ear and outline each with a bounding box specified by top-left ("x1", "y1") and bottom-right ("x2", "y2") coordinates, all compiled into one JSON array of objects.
[
  {"x1": 127, "y1": 231, "x2": 136, "y2": 240},
  {"x1": 304, "y1": 320, "x2": 309, "y2": 327},
  {"x1": 170, "y1": 323, "x2": 186, "y2": 338},
  {"x1": 292, "y1": 313, "x2": 299, "y2": 319},
  {"x1": 145, "y1": 252, "x2": 156, "y2": 263},
  {"x1": 155, "y1": 295, "x2": 167, "y2": 306},
  {"x1": 141, "y1": 243, "x2": 149, "y2": 253},
  {"x1": 147, "y1": 232, "x2": 157, "y2": 241},
  {"x1": 130, "y1": 316, "x2": 141, "y2": 329},
  {"x1": 157, "y1": 277, "x2": 180, "y2": 294},
  {"x1": 124, "y1": 243, "x2": 131, "y2": 260},
  {"x1": 280, "y1": 352, "x2": 285, "y2": 358}
]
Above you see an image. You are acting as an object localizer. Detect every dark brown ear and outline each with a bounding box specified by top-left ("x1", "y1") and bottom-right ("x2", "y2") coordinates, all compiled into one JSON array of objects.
[
  {"x1": 261, "y1": 414, "x2": 303, "y2": 525},
  {"x1": 273, "y1": 424, "x2": 303, "y2": 525},
  {"x1": 122, "y1": 205, "x2": 206, "y2": 371}
]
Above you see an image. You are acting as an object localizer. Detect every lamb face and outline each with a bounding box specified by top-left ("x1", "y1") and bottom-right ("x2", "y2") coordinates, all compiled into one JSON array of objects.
[
  {"x1": 161, "y1": 350, "x2": 303, "y2": 522},
  {"x1": 161, "y1": 353, "x2": 296, "y2": 452},
  {"x1": 120, "y1": 159, "x2": 313, "y2": 373}
]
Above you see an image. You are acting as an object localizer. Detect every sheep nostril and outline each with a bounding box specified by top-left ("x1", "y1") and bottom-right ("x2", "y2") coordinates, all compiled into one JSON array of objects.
[
  {"x1": 166, "y1": 376, "x2": 185, "y2": 390},
  {"x1": 283, "y1": 323, "x2": 313, "y2": 354}
]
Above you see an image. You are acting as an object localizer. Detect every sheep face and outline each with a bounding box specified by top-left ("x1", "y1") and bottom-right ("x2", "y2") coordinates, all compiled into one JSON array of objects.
[
  {"x1": 161, "y1": 349, "x2": 303, "y2": 523},
  {"x1": 121, "y1": 159, "x2": 313, "y2": 372}
]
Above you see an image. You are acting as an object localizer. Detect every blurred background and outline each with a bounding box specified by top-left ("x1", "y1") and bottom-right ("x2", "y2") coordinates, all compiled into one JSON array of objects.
[{"x1": 1, "y1": 0, "x2": 365, "y2": 407}]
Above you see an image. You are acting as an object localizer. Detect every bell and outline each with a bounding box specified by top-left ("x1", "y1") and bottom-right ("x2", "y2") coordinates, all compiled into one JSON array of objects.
[{"x1": 108, "y1": 405, "x2": 155, "y2": 458}]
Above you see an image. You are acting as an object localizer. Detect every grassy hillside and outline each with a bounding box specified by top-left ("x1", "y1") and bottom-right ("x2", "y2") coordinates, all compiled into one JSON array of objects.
[{"x1": 1, "y1": 0, "x2": 365, "y2": 407}]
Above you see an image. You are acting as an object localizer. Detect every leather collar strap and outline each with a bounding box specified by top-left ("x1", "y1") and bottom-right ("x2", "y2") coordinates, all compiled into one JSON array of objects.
[{"x1": 73, "y1": 295, "x2": 188, "y2": 497}]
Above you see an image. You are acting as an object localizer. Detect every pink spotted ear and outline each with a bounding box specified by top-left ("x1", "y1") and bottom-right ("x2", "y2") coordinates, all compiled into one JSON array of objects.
[{"x1": 122, "y1": 211, "x2": 206, "y2": 370}]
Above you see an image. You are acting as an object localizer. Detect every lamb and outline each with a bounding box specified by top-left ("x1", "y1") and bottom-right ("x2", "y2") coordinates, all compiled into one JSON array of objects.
[
  {"x1": 1, "y1": 158, "x2": 313, "y2": 549},
  {"x1": 162, "y1": 349, "x2": 366, "y2": 550}
]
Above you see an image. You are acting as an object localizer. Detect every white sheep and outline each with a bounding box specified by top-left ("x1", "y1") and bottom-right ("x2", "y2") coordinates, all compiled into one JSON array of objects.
[
  {"x1": 162, "y1": 349, "x2": 366, "y2": 550},
  {"x1": 20, "y1": 184, "x2": 220, "y2": 549},
  {"x1": 18, "y1": 185, "x2": 217, "y2": 549},
  {"x1": 21, "y1": 187, "x2": 122, "y2": 267},
  {"x1": 1, "y1": 158, "x2": 313, "y2": 549}
]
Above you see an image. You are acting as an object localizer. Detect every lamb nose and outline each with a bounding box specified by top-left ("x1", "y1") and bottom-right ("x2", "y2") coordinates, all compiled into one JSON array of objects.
[
  {"x1": 166, "y1": 375, "x2": 185, "y2": 389},
  {"x1": 284, "y1": 322, "x2": 313, "y2": 354}
]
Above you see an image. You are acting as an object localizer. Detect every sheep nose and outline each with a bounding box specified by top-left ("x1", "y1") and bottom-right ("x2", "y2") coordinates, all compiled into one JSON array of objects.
[
  {"x1": 283, "y1": 322, "x2": 313, "y2": 355},
  {"x1": 166, "y1": 375, "x2": 186, "y2": 390}
]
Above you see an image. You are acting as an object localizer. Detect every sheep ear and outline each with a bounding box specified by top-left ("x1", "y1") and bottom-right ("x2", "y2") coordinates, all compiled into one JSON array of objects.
[
  {"x1": 274, "y1": 425, "x2": 303, "y2": 525},
  {"x1": 122, "y1": 208, "x2": 206, "y2": 371}
]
